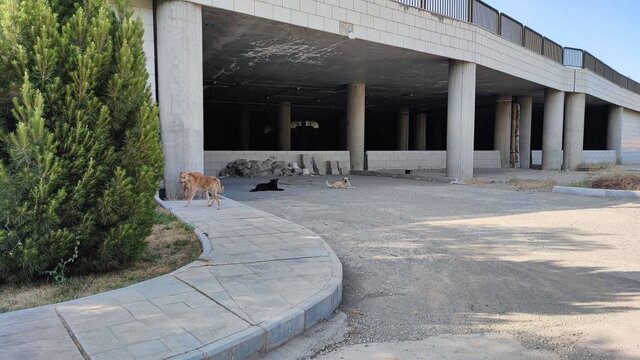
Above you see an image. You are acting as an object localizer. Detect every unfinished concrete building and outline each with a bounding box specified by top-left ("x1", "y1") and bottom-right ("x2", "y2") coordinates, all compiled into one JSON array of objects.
[{"x1": 131, "y1": 0, "x2": 640, "y2": 198}]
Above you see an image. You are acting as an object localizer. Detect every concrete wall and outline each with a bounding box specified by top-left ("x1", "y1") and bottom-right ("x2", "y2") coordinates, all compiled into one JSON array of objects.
[
  {"x1": 132, "y1": 0, "x2": 156, "y2": 99},
  {"x1": 204, "y1": 151, "x2": 350, "y2": 175},
  {"x1": 621, "y1": 109, "x2": 640, "y2": 164},
  {"x1": 366, "y1": 150, "x2": 500, "y2": 170},
  {"x1": 531, "y1": 150, "x2": 616, "y2": 166},
  {"x1": 194, "y1": 0, "x2": 640, "y2": 112}
]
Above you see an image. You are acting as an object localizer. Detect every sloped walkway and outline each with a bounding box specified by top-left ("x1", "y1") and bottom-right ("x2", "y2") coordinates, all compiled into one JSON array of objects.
[{"x1": 0, "y1": 197, "x2": 342, "y2": 360}]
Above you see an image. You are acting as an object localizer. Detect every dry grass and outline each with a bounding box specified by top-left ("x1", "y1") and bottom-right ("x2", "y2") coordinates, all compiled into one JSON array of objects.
[
  {"x1": 0, "y1": 207, "x2": 201, "y2": 313},
  {"x1": 506, "y1": 177, "x2": 557, "y2": 192},
  {"x1": 591, "y1": 173, "x2": 640, "y2": 190}
]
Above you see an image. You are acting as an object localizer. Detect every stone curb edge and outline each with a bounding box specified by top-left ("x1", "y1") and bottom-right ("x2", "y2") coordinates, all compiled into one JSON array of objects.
[
  {"x1": 552, "y1": 186, "x2": 640, "y2": 199},
  {"x1": 155, "y1": 195, "x2": 343, "y2": 360}
]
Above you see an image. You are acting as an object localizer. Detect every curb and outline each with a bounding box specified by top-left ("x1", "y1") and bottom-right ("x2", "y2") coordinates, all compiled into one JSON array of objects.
[
  {"x1": 552, "y1": 186, "x2": 640, "y2": 199},
  {"x1": 351, "y1": 170, "x2": 456, "y2": 183},
  {"x1": 155, "y1": 195, "x2": 343, "y2": 360}
]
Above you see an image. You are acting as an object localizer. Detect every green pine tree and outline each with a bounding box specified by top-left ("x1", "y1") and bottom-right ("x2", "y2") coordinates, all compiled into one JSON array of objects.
[{"x1": 0, "y1": 0, "x2": 163, "y2": 283}]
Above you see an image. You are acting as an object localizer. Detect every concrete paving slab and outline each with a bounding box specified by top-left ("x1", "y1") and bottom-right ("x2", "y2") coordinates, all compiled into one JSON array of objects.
[{"x1": 0, "y1": 196, "x2": 342, "y2": 360}]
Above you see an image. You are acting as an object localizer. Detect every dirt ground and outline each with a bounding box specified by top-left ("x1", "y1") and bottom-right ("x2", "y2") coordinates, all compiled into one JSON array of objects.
[{"x1": 224, "y1": 174, "x2": 640, "y2": 360}]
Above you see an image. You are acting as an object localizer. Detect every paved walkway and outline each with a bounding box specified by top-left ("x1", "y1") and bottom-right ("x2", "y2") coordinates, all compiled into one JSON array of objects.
[{"x1": 0, "y1": 197, "x2": 342, "y2": 360}]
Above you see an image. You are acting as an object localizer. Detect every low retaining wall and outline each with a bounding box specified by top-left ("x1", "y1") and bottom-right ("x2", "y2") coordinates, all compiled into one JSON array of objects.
[
  {"x1": 553, "y1": 186, "x2": 640, "y2": 199},
  {"x1": 622, "y1": 151, "x2": 640, "y2": 164},
  {"x1": 531, "y1": 150, "x2": 616, "y2": 166},
  {"x1": 365, "y1": 150, "x2": 501, "y2": 170},
  {"x1": 205, "y1": 151, "x2": 350, "y2": 176}
]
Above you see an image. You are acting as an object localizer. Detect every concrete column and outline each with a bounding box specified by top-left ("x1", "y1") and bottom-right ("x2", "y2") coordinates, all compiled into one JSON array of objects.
[
  {"x1": 542, "y1": 89, "x2": 565, "y2": 170},
  {"x1": 397, "y1": 107, "x2": 409, "y2": 150},
  {"x1": 518, "y1": 96, "x2": 533, "y2": 168},
  {"x1": 157, "y1": 0, "x2": 203, "y2": 199},
  {"x1": 494, "y1": 95, "x2": 512, "y2": 167},
  {"x1": 413, "y1": 113, "x2": 427, "y2": 150},
  {"x1": 347, "y1": 83, "x2": 365, "y2": 170},
  {"x1": 240, "y1": 111, "x2": 250, "y2": 150},
  {"x1": 607, "y1": 105, "x2": 623, "y2": 164},
  {"x1": 278, "y1": 101, "x2": 291, "y2": 150},
  {"x1": 563, "y1": 93, "x2": 586, "y2": 170},
  {"x1": 446, "y1": 60, "x2": 476, "y2": 181}
]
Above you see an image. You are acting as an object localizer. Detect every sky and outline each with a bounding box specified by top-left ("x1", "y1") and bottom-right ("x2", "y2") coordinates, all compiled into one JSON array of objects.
[{"x1": 483, "y1": 0, "x2": 640, "y2": 82}]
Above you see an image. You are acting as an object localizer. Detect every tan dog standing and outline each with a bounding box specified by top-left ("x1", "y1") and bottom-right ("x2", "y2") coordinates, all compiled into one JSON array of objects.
[
  {"x1": 326, "y1": 177, "x2": 354, "y2": 189},
  {"x1": 179, "y1": 172, "x2": 224, "y2": 209}
]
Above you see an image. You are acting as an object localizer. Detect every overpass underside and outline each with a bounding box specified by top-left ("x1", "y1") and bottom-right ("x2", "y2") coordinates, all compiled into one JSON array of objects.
[{"x1": 154, "y1": 1, "x2": 627, "y2": 198}]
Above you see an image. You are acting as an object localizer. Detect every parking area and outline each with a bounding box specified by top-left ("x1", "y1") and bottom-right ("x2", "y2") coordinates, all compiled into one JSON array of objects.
[{"x1": 223, "y1": 175, "x2": 640, "y2": 360}]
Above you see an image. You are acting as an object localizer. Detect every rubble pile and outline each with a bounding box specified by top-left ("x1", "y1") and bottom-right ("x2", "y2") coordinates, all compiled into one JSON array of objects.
[{"x1": 219, "y1": 157, "x2": 303, "y2": 177}]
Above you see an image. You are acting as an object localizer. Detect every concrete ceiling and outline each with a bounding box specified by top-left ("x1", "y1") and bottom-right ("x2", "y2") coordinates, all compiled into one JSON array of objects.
[{"x1": 201, "y1": 7, "x2": 601, "y2": 113}]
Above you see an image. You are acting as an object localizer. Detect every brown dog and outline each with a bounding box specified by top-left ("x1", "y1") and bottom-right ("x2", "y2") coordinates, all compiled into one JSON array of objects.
[{"x1": 179, "y1": 172, "x2": 224, "y2": 209}]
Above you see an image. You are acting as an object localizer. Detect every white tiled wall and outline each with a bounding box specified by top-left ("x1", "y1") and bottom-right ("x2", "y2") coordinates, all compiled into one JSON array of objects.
[
  {"x1": 132, "y1": 0, "x2": 156, "y2": 100},
  {"x1": 366, "y1": 150, "x2": 501, "y2": 170},
  {"x1": 189, "y1": 0, "x2": 640, "y2": 112},
  {"x1": 204, "y1": 150, "x2": 350, "y2": 175},
  {"x1": 531, "y1": 150, "x2": 616, "y2": 166}
]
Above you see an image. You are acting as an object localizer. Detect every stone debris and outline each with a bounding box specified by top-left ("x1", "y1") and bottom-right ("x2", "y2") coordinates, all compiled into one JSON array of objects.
[{"x1": 219, "y1": 155, "x2": 347, "y2": 177}]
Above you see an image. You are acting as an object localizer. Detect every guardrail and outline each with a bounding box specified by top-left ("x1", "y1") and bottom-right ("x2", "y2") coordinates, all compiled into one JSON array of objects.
[{"x1": 394, "y1": 0, "x2": 639, "y2": 95}]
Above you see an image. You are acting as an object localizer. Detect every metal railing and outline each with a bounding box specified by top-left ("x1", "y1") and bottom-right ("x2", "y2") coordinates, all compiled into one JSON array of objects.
[{"x1": 393, "y1": 0, "x2": 640, "y2": 95}]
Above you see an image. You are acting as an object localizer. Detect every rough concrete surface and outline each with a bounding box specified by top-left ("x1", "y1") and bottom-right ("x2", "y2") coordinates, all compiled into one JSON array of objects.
[{"x1": 223, "y1": 175, "x2": 640, "y2": 360}]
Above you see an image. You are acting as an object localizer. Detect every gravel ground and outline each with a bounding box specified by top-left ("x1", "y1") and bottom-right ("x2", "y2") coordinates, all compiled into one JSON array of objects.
[{"x1": 222, "y1": 175, "x2": 640, "y2": 360}]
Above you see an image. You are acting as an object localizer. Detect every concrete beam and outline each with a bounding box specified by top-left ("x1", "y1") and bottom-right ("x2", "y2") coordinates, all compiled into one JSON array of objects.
[
  {"x1": 347, "y1": 83, "x2": 365, "y2": 171},
  {"x1": 542, "y1": 89, "x2": 565, "y2": 170},
  {"x1": 240, "y1": 111, "x2": 250, "y2": 150},
  {"x1": 278, "y1": 102, "x2": 291, "y2": 151},
  {"x1": 607, "y1": 105, "x2": 623, "y2": 164},
  {"x1": 397, "y1": 108, "x2": 409, "y2": 150},
  {"x1": 446, "y1": 60, "x2": 476, "y2": 181},
  {"x1": 563, "y1": 93, "x2": 586, "y2": 170},
  {"x1": 494, "y1": 95, "x2": 512, "y2": 167},
  {"x1": 518, "y1": 96, "x2": 533, "y2": 169},
  {"x1": 413, "y1": 113, "x2": 427, "y2": 150},
  {"x1": 157, "y1": 0, "x2": 203, "y2": 199}
]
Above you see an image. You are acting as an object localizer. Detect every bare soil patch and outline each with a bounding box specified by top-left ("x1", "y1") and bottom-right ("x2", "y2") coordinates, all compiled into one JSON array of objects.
[{"x1": 0, "y1": 207, "x2": 200, "y2": 312}]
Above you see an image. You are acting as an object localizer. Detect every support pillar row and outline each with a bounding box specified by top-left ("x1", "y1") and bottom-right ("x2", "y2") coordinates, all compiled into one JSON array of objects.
[
  {"x1": 494, "y1": 95, "x2": 512, "y2": 167},
  {"x1": 607, "y1": 106, "x2": 623, "y2": 164},
  {"x1": 518, "y1": 96, "x2": 533, "y2": 169},
  {"x1": 563, "y1": 93, "x2": 586, "y2": 170},
  {"x1": 414, "y1": 113, "x2": 427, "y2": 150},
  {"x1": 278, "y1": 102, "x2": 291, "y2": 151},
  {"x1": 397, "y1": 108, "x2": 409, "y2": 150}
]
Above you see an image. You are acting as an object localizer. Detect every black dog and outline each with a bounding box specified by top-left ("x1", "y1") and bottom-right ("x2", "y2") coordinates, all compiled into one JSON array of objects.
[{"x1": 250, "y1": 178, "x2": 284, "y2": 192}]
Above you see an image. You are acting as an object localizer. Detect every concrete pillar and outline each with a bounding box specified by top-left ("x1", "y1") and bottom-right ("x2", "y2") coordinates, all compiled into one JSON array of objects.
[
  {"x1": 413, "y1": 113, "x2": 427, "y2": 150},
  {"x1": 157, "y1": 0, "x2": 203, "y2": 199},
  {"x1": 542, "y1": 89, "x2": 565, "y2": 170},
  {"x1": 446, "y1": 60, "x2": 476, "y2": 181},
  {"x1": 607, "y1": 106, "x2": 623, "y2": 164},
  {"x1": 397, "y1": 107, "x2": 409, "y2": 150},
  {"x1": 347, "y1": 83, "x2": 365, "y2": 171},
  {"x1": 494, "y1": 95, "x2": 512, "y2": 167},
  {"x1": 240, "y1": 111, "x2": 250, "y2": 150},
  {"x1": 278, "y1": 101, "x2": 291, "y2": 150},
  {"x1": 518, "y1": 96, "x2": 533, "y2": 169},
  {"x1": 563, "y1": 93, "x2": 586, "y2": 170}
]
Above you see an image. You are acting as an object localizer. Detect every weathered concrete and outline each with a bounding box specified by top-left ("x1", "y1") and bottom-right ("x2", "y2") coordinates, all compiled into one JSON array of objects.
[
  {"x1": 397, "y1": 108, "x2": 409, "y2": 151},
  {"x1": 542, "y1": 89, "x2": 565, "y2": 170},
  {"x1": 157, "y1": 0, "x2": 203, "y2": 199},
  {"x1": 0, "y1": 197, "x2": 342, "y2": 360},
  {"x1": 608, "y1": 105, "x2": 624, "y2": 164},
  {"x1": 494, "y1": 95, "x2": 512, "y2": 168},
  {"x1": 346, "y1": 83, "x2": 365, "y2": 171},
  {"x1": 563, "y1": 93, "x2": 586, "y2": 170},
  {"x1": 413, "y1": 113, "x2": 427, "y2": 151},
  {"x1": 278, "y1": 102, "x2": 291, "y2": 151},
  {"x1": 518, "y1": 96, "x2": 533, "y2": 169},
  {"x1": 240, "y1": 111, "x2": 250, "y2": 150},
  {"x1": 446, "y1": 60, "x2": 476, "y2": 181}
]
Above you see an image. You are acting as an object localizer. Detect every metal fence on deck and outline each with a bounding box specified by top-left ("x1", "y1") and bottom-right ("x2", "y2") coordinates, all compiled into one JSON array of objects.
[{"x1": 392, "y1": 0, "x2": 639, "y2": 95}]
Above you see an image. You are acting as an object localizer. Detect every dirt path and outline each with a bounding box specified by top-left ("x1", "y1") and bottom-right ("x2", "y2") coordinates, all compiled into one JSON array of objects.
[{"x1": 224, "y1": 176, "x2": 640, "y2": 360}]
